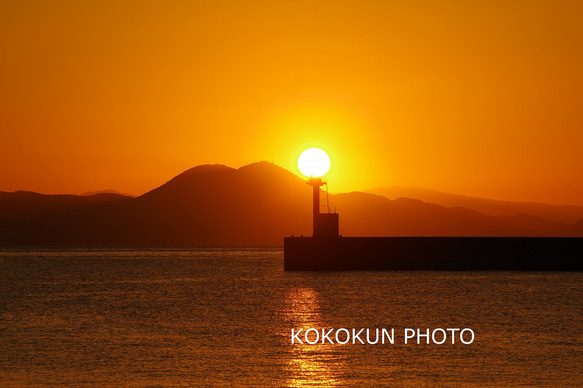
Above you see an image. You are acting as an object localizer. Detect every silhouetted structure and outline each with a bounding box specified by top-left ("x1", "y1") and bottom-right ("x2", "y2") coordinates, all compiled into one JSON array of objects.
[
  {"x1": 284, "y1": 177, "x2": 583, "y2": 271},
  {"x1": 308, "y1": 177, "x2": 339, "y2": 237},
  {"x1": 284, "y1": 236, "x2": 583, "y2": 270}
]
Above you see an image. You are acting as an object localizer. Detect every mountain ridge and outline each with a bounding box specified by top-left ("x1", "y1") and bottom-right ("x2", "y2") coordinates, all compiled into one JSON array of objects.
[
  {"x1": 366, "y1": 186, "x2": 583, "y2": 224},
  {"x1": 1, "y1": 162, "x2": 582, "y2": 247}
]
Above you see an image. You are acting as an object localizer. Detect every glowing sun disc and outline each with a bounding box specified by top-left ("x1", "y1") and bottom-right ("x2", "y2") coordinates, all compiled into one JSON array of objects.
[{"x1": 298, "y1": 148, "x2": 331, "y2": 178}]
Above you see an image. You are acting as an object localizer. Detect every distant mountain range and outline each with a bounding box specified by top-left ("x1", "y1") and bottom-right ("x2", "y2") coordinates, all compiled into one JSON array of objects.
[
  {"x1": 1, "y1": 162, "x2": 582, "y2": 247},
  {"x1": 81, "y1": 189, "x2": 136, "y2": 197},
  {"x1": 366, "y1": 187, "x2": 583, "y2": 224}
]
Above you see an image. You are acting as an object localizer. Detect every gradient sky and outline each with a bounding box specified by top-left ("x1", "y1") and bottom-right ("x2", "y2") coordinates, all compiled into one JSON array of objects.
[{"x1": 2, "y1": 0, "x2": 582, "y2": 204}]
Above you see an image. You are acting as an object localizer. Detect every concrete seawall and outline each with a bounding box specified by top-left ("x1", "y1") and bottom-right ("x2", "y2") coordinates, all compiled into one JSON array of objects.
[{"x1": 284, "y1": 237, "x2": 583, "y2": 271}]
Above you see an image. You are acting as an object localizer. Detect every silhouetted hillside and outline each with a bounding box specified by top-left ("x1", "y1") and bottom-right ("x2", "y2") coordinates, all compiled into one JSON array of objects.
[
  {"x1": 126, "y1": 163, "x2": 314, "y2": 245},
  {"x1": 366, "y1": 186, "x2": 583, "y2": 224},
  {"x1": 82, "y1": 190, "x2": 136, "y2": 197},
  {"x1": 571, "y1": 218, "x2": 583, "y2": 234},
  {"x1": 0, "y1": 191, "x2": 132, "y2": 222},
  {"x1": 333, "y1": 194, "x2": 559, "y2": 237},
  {"x1": 0, "y1": 163, "x2": 312, "y2": 246},
  {"x1": 0, "y1": 163, "x2": 582, "y2": 247}
]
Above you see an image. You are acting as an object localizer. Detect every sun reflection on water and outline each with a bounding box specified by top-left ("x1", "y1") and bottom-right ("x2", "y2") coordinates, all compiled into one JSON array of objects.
[{"x1": 281, "y1": 287, "x2": 347, "y2": 387}]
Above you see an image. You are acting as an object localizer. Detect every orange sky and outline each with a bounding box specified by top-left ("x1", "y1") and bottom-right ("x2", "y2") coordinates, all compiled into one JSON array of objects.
[{"x1": 1, "y1": 0, "x2": 582, "y2": 205}]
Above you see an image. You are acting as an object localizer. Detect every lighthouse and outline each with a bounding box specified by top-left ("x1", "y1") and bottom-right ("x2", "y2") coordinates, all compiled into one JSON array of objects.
[
  {"x1": 298, "y1": 149, "x2": 339, "y2": 238},
  {"x1": 286, "y1": 148, "x2": 583, "y2": 271},
  {"x1": 307, "y1": 176, "x2": 339, "y2": 237}
]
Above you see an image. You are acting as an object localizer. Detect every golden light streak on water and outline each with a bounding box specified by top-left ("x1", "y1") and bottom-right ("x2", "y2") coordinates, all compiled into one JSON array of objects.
[{"x1": 282, "y1": 287, "x2": 346, "y2": 387}]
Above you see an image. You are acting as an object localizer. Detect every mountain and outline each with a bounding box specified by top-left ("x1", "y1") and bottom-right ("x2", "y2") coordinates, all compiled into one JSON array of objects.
[
  {"x1": 0, "y1": 163, "x2": 581, "y2": 247},
  {"x1": 126, "y1": 163, "x2": 313, "y2": 245},
  {"x1": 366, "y1": 186, "x2": 583, "y2": 224},
  {"x1": 333, "y1": 194, "x2": 520, "y2": 237},
  {"x1": 0, "y1": 163, "x2": 313, "y2": 246},
  {"x1": 81, "y1": 190, "x2": 136, "y2": 197},
  {"x1": 0, "y1": 190, "x2": 132, "y2": 222}
]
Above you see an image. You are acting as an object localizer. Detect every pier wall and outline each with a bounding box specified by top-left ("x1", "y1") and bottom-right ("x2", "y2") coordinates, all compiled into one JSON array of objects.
[{"x1": 283, "y1": 237, "x2": 583, "y2": 271}]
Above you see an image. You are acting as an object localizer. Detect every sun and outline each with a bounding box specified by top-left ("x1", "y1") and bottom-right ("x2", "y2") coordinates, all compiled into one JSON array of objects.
[{"x1": 298, "y1": 148, "x2": 331, "y2": 178}]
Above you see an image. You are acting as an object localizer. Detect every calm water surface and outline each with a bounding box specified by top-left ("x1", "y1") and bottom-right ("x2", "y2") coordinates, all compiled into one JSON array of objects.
[{"x1": 0, "y1": 249, "x2": 581, "y2": 387}]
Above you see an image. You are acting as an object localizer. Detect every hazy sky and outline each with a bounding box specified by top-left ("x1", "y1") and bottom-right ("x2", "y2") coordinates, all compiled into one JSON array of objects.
[{"x1": 2, "y1": 0, "x2": 582, "y2": 204}]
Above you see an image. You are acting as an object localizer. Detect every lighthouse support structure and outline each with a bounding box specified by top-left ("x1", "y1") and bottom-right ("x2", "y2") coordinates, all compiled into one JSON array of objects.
[{"x1": 308, "y1": 177, "x2": 339, "y2": 238}]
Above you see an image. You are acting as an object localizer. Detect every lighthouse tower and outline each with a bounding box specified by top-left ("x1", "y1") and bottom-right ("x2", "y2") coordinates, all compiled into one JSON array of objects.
[{"x1": 307, "y1": 177, "x2": 339, "y2": 237}]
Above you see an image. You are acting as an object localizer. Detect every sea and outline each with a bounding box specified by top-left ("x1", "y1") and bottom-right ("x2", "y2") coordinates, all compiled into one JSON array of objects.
[{"x1": 0, "y1": 248, "x2": 581, "y2": 387}]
